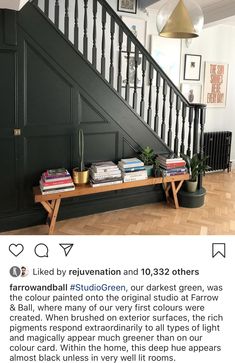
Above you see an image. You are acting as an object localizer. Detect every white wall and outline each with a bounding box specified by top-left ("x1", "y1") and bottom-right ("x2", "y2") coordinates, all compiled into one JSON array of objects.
[{"x1": 180, "y1": 25, "x2": 235, "y2": 163}]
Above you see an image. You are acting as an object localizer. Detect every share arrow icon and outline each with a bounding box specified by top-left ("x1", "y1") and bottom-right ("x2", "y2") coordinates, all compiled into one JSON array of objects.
[{"x1": 59, "y1": 243, "x2": 74, "y2": 257}]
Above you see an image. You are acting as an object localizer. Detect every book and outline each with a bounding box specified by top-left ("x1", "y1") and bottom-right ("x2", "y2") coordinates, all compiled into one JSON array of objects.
[
  {"x1": 40, "y1": 178, "x2": 73, "y2": 187},
  {"x1": 122, "y1": 170, "x2": 147, "y2": 178},
  {"x1": 46, "y1": 168, "x2": 69, "y2": 176},
  {"x1": 90, "y1": 170, "x2": 121, "y2": 179},
  {"x1": 118, "y1": 166, "x2": 145, "y2": 172},
  {"x1": 118, "y1": 161, "x2": 144, "y2": 168},
  {"x1": 90, "y1": 177, "x2": 122, "y2": 184},
  {"x1": 120, "y1": 158, "x2": 143, "y2": 164},
  {"x1": 90, "y1": 180, "x2": 123, "y2": 187},
  {"x1": 160, "y1": 162, "x2": 186, "y2": 169},
  {"x1": 91, "y1": 161, "x2": 118, "y2": 173},
  {"x1": 40, "y1": 186, "x2": 75, "y2": 195},
  {"x1": 42, "y1": 175, "x2": 72, "y2": 183},
  {"x1": 40, "y1": 180, "x2": 74, "y2": 190},
  {"x1": 123, "y1": 175, "x2": 148, "y2": 182},
  {"x1": 156, "y1": 155, "x2": 183, "y2": 162}
]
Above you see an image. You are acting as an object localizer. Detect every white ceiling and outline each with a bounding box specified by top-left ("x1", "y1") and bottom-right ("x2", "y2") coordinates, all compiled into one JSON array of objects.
[{"x1": 146, "y1": 0, "x2": 235, "y2": 25}]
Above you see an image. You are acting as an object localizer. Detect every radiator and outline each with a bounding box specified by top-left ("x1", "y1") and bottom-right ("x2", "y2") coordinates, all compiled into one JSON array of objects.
[{"x1": 203, "y1": 131, "x2": 232, "y2": 172}]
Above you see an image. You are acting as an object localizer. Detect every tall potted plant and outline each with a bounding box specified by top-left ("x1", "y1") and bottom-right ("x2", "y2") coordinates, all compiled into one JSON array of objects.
[
  {"x1": 181, "y1": 153, "x2": 209, "y2": 192},
  {"x1": 139, "y1": 146, "x2": 156, "y2": 177},
  {"x1": 73, "y1": 129, "x2": 89, "y2": 184}
]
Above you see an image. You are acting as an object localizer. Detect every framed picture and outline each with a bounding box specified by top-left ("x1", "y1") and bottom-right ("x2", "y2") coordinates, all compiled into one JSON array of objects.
[
  {"x1": 151, "y1": 35, "x2": 181, "y2": 86},
  {"x1": 184, "y1": 54, "x2": 202, "y2": 81},
  {"x1": 117, "y1": 0, "x2": 137, "y2": 14},
  {"x1": 181, "y1": 83, "x2": 202, "y2": 104},
  {"x1": 203, "y1": 62, "x2": 229, "y2": 107},
  {"x1": 121, "y1": 16, "x2": 146, "y2": 47},
  {"x1": 121, "y1": 52, "x2": 142, "y2": 88}
]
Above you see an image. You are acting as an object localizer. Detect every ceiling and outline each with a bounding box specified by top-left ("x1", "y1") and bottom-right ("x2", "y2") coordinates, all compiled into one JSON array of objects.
[{"x1": 141, "y1": 0, "x2": 235, "y2": 25}]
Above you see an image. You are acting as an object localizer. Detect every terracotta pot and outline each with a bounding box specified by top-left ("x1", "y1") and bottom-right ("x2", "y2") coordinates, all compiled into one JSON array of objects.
[{"x1": 73, "y1": 168, "x2": 89, "y2": 185}]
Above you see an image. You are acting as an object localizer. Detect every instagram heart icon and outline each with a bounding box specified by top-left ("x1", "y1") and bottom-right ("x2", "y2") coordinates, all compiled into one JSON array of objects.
[{"x1": 9, "y1": 243, "x2": 24, "y2": 257}]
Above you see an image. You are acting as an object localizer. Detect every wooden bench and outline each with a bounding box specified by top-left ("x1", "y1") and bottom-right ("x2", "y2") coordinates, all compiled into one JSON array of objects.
[{"x1": 33, "y1": 174, "x2": 189, "y2": 234}]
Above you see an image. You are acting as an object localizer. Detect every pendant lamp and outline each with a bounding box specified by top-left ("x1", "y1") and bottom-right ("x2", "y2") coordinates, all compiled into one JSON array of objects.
[{"x1": 157, "y1": 0, "x2": 204, "y2": 39}]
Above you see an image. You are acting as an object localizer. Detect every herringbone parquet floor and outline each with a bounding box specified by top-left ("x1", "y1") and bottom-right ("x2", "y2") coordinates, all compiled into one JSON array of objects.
[{"x1": 2, "y1": 171, "x2": 235, "y2": 235}]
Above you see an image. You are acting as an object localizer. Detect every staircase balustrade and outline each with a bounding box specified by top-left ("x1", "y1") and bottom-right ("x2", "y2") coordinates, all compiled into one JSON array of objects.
[{"x1": 31, "y1": 0, "x2": 206, "y2": 189}]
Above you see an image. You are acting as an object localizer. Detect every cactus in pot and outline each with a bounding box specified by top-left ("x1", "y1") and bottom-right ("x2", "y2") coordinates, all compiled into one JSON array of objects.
[{"x1": 73, "y1": 129, "x2": 89, "y2": 184}]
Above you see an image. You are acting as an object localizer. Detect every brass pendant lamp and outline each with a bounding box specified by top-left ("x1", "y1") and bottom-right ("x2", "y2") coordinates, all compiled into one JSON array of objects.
[{"x1": 157, "y1": 0, "x2": 204, "y2": 39}]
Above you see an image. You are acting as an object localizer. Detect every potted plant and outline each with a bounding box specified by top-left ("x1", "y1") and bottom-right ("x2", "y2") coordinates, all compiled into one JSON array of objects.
[
  {"x1": 181, "y1": 153, "x2": 209, "y2": 192},
  {"x1": 73, "y1": 129, "x2": 89, "y2": 184},
  {"x1": 139, "y1": 146, "x2": 156, "y2": 177}
]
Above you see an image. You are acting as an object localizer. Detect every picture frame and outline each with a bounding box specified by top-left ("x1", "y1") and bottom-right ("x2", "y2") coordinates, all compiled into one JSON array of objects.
[
  {"x1": 121, "y1": 51, "x2": 142, "y2": 88},
  {"x1": 203, "y1": 62, "x2": 229, "y2": 107},
  {"x1": 150, "y1": 35, "x2": 181, "y2": 86},
  {"x1": 184, "y1": 54, "x2": 202, "y2": 81},
  {"x1": 117, "y1": 0, "x2": 137, "y2": 14},
  {"x1": 121, "y1": 16, "x2": 146, "y2": 47},
  {"x1": 181, "y1": 83, "x2": 202, "y2": 104}
]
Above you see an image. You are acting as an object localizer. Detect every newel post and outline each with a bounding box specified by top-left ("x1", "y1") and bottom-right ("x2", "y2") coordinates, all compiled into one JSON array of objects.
[{"x1": 193, "y1": 104, "x2": 207, "y2": 190}]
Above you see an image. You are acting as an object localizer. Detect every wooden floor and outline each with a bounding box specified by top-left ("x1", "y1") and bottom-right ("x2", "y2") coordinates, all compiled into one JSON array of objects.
[{"x1": 2, "y1": 171, "x2": 235, "y2": 235}]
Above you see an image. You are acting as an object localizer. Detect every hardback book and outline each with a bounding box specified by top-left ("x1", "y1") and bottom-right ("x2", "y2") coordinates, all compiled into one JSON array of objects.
[
  {"x1": 42, "y1": 173, "x2": 71, "y2": 182},
  {"x1": 160, "y1": 162, "x2": 186, "y2": 169},
  {"x1": 91, "y1": 161, "x2": 118, "y2": 173},
  {"x1": 40, "y1": 178, "x2": 73, "y2": 187},
  {"x1": 121, "y1": 170, "x2": 147, "y2": 178},
  {"x1": 90, "y1": 177, "x2": 122, "y2": 184},
  {"x1": 46, "y1": 168, "x2": 69, "y2": 176},
  {"x1": 118, "y1": 160, "x2": 144, "y2": 168},
  {"x1": 156, "y1": 154, "x2": 182, "y2": 162},
  {"x1": 123, "y1": 175, "x2": 148, "y2": 182},
  {"x1": 118, "y1": 166, "x2": 145, "y2": 172},
  {"x1": 120, "y1": 158, "x2": 143, "y2": 164},
  {"x1": 90, "y1": 170, "x2": 121, "y2": 179},
  {"x1": 90, "y1": 180, "x2": 123, "y2": 187},
  {"x1": 40, "y1": 186, "x2": 75, "y2": 195}
]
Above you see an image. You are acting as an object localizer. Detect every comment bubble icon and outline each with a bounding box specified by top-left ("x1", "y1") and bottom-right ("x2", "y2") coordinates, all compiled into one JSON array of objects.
[{"x1": 34, "y1": 243, "x2": 49, "y2": 258}]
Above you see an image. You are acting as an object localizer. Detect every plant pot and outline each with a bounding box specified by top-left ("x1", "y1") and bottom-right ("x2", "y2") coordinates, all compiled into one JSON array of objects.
[
  {"x1": 73, "y1": 168, "x2": 89, "y2": 185},
  {"x1": 185, "y1": 180, "x2": 198, "y2": 193},
  {"x1": 145, "y1": 165, "x2": 154, "y2": 177}
]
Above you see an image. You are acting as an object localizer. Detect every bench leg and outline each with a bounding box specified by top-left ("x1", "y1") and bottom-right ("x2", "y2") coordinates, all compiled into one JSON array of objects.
[
  {"x1": 41, "y1": 198, "x2": 61, "y2": 234},
  {"x1": 163, "y1": 180, "x2": 184, "y2": 209}
]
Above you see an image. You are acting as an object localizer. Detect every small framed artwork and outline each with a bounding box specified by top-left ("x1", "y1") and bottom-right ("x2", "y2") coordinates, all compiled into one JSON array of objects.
[
  {"x1": 184, "y1": 54, "x2": 202, "y2": 81},
  {"x1": 181, "y1": 83, "x2": 202, "y2": 103},
  {"x1": 203, "y1": 62, "x2": 229, "y2": 107},
  {"x1": 121, "y1": 16, "x2": 146, "y2": 47},
  {"x1": 117, "y1": 0, "x2": 137, "y2": 14},
  {"x1": 121, "y1": 52, "x2": 142, "y2": 88}
]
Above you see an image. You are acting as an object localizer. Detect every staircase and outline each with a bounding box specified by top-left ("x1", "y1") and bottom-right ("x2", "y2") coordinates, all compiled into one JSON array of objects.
[
  {"x1": 29, "y1": 0, "x2": 206, "y2": 190},
  {"x1": 0, "y1": 0, "x2": 206, "y2": 231}
]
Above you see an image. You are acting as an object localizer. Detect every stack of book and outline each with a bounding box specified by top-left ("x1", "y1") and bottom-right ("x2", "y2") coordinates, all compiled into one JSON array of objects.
[
  {"x1": 90, "y1": 161, "x2": 122, "y2": 187},
  {"x1": 156, "y1": 155, "x2": 187, "y2": 177},
  {"x1": 118, "y1": 158, "x2": 148, "y2": 182},
  {"x1": 39, "y1": 168, "x2": 75, "y2": 195}
]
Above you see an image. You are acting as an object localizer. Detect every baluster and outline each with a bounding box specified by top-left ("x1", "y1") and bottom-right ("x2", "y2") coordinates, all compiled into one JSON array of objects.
[
  {"x1": 140, "y1": 55, "x2": 146, "y2": 118},
  {"x1": 167, "y1": 88, "x2": 174, "y2": 148},
  {"x1": 101, "y1": 7, "x2": 106, "y2": 77},
  {"x1": 83, "y1": 0, "x2": 88, "y2": 59},
  {"x1": 74, "y1": 0, "x2": 79, "y2": 49},
  {"x1": 154, "y1": 72, "x2": 161, "y2": 134},
  {"x1": 64, "y1": 0, "x2": 69, "y2": 38},
  {"x1": 125, "y1": 37, "x2": 131, "y2": 103},
  {"x1": 55, "y1": 0, "x2": 59, "y2": 28},
  {"x1": 147, "y1": 64, "x2": 153, "y2": 126},
  {"x1": 187, "y1": 106, "x2": 194, "y2": 156},
  {"x1": 45, "y1": 0, "x2": 49, "y2": 16},
  {"x1": 117, "y1": 28, "x2": 123, "y2": 94},
  {"x1": 198, "y1": 105, "x2": 206, "y2": 189},
  {"x1": 109, "y1": 17, "x2": 115, "y2": 86},
  {"x1": 161, "y1": 79, "x2": 167, "y2": 141},
  {"x1": 193, "y1": 105, "x2": 200, "y2": 155},
  {"x1": 174, "y1": 96, "x2": 181, "y2": 156},
  {"x1": 180, "y1": 104, "x2": 187, "y2": 154},
  {"x1": 92, "y1": 0, "x2": 97, "y2": 67},
  {"x1": 132, "y1": 47, "x2": 139, "y2": 111}
]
